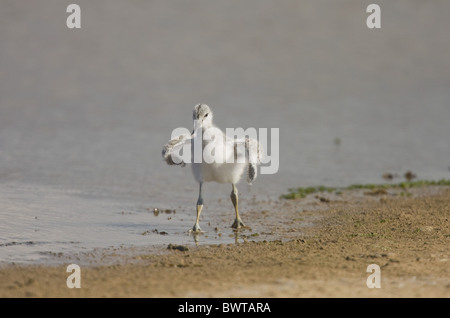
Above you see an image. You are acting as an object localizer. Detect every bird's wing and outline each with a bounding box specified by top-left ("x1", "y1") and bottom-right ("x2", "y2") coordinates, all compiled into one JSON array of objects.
[
  {"x1": 162, "y1": 133, "x2": 192, "y2": 167},
  {"x1": 245, "y1": 137, "x2": 261, "y2": 184},
  {"x1": 228, "y1": 137, "x2": 262, "y2": 184}
]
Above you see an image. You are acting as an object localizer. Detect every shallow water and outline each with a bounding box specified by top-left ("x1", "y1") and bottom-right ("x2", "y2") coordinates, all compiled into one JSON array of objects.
[{"x1": 1, "y1": 0, "x2": 450, "y2": 265}]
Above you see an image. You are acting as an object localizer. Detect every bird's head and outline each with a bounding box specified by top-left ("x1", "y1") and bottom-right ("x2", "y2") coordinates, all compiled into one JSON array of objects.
[{"x1": 192, "y1": 103, "x2": 213, "y2": 131}]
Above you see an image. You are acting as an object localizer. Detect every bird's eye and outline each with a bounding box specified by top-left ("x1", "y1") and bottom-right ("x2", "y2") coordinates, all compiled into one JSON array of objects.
[{"x1": 204, "y1": 113, "x2": 209, "y2": 117}]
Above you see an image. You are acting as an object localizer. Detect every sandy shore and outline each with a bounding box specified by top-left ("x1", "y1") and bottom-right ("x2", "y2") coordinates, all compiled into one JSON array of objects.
[{"x1": 1, "y1": 187, "x2": 449, "y2": 298}]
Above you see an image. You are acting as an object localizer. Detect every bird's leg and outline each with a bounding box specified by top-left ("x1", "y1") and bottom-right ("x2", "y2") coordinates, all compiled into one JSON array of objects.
[
  {"x1": 231, "y1": 183, "x2": 245, "y2": 229},
  {"x1": 192, "y1": 182, "x2": 203, "y2": 232}
]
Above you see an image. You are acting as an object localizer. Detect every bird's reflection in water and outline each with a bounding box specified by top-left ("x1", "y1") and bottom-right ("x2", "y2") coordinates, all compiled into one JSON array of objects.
[{"x1": 189, "y1": 227, "x2": 251, "y2": 246}]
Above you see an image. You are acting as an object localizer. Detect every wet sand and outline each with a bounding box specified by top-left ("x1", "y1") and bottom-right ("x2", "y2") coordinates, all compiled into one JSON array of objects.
[{"x1": 1, "y1": 186, "x2": 449, "y2": 298}]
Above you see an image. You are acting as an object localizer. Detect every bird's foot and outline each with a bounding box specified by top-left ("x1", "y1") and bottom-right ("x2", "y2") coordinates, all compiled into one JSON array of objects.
[
  {"x1": 231, "y1": 218, "x2": 247, "y2": 229},
  {"x1": 190, "y1": 223, "x2": 202, "y2": 233}
]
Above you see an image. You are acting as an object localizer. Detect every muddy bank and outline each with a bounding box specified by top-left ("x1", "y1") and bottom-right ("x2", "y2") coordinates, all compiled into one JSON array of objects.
[{"x1": 1, "y1": 187, "x2": 449, "y2": 297}]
